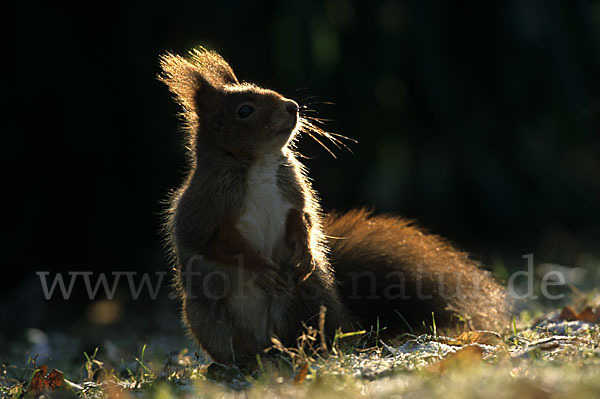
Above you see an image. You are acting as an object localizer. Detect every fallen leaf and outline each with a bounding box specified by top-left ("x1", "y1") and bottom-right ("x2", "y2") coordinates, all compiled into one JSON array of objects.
[
  {"x1": 427, "y1": 346, "x2": 483, "y2": 374},
  {"x1": 558, "y1": 306, "x2": 600, "y2": 323},
  {"x1": 28, "y1": 365, "x2": 66, "y2": 393},
  {"x1": 450, "y1": 331, "x2": 502, "y2": 346},
  {"x1": 293, "y1": 363, "x2": 309, "y2": 384},
  {"x1": 558, "y1": 306, "x2": 579, "y2": 321},
  {"x1": 578, "y1": 307, "x2": 600, "y2": 323}
]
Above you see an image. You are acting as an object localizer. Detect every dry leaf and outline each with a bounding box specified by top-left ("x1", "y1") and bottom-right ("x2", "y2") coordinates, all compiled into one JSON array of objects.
[
  {"x1": 558, "y1": 306, "x2": 579, "y2": 321},
  {"x1": 28, "y1": 365, "x2": 65, "y2": 392},
  {"x1": 558, "y1": 306, "x2": 600, "y2": 323},
  {"x1": 452, "y1": 331, "x2": 502, "y2": 346},
  {"x1": 578, "y1": 307, "x2": 600, "y2": 323},
  {"x1": 427, "y1": 346, "x2": 483, "y2": 374},
  {"x1": 293, "y1": 363, "x2": 309, "y2": 384}
]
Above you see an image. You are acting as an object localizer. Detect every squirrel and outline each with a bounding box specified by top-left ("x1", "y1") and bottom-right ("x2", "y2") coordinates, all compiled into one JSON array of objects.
[{"x1": 158, "y1": 48, "x2": 512, "y2": 365}]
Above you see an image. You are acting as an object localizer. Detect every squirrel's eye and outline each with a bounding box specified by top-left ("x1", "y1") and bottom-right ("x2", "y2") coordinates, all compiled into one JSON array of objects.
[{"x1": 237, "y1": 105, "x2": 254, "y2": 119}]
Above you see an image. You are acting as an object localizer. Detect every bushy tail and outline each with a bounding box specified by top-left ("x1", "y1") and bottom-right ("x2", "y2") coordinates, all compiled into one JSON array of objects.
[{"x1": 325, "y1": 209, "x2": 512, "y2": 334}]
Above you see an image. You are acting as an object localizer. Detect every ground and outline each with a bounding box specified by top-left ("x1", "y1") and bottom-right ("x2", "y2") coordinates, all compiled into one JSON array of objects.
[{"x1": 2, "y1": 296, "x2": 600, "y2": 399}]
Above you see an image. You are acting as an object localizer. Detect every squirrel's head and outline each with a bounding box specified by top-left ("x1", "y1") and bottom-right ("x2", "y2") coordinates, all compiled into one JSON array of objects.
[{"x1": 159, "y1": 48, "x2": 299, "y2": 160}]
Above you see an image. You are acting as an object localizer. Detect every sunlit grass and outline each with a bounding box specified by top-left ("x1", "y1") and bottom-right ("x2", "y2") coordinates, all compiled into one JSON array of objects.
[{"x1": 1, "y1": 298, "x2": 599, "y2": 399}]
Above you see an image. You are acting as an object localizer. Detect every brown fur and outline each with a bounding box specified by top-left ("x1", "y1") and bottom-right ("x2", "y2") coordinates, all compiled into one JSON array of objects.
[
  {"x1": 326, "y1": 209, "x2": 511, "y2": 334},
  {"x1": 160, "y1": 48, "x2": 348, "y2": 365},
  {"x1": 159, "y1": 47, "x2": 511, "y2": 365}
]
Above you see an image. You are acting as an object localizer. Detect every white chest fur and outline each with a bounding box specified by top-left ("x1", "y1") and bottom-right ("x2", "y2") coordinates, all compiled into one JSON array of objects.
[{"x1": 235, "y1": 156, "x2": 292, "y2": 259}]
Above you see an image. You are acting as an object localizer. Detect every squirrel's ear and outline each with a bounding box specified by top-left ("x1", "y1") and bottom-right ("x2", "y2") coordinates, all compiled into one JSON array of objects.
[
  {"x1": 188, "y1": 47, "x2": 238, "y2": 85},
  {"x1": 158, "y1": 52, "x2": 222, "y2": 117}
]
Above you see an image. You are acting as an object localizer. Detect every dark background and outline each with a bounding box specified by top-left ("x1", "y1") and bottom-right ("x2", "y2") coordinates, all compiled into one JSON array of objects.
[{"x1": 2, "y1": 0, "x2": 599, "y2": 342}]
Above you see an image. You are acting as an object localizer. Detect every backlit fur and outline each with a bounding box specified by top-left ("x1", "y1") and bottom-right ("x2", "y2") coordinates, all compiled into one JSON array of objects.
[{"x1": 159, "y1": 47, "x2": 512, "y2": 365}]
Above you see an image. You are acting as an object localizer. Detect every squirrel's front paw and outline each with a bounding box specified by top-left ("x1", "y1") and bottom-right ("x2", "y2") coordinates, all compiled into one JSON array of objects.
[{"x1": 252, "y1": 262, "x2": 287, "y2": 293}]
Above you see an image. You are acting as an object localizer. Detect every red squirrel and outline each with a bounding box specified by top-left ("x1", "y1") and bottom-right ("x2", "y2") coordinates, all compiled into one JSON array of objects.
[{"x1": 159, "y1": 48, "x2": 511, "y2": 365}]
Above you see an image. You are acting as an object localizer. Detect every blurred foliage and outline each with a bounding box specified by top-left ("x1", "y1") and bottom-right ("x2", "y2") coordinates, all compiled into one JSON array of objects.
[{"x1": 2, "y1": 0, "x2": 600, "y2": 331}]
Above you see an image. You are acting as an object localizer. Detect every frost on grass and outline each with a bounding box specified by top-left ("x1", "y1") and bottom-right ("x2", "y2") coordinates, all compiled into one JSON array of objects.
[{"x1": 1, "y1": 300, "x2": 600, "y2": 399}]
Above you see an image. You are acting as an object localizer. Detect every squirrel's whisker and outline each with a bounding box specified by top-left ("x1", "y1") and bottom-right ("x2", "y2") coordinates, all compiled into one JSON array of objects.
[
  {"x1": 298, "y1": 95, "x2": 320, "y2": 104},
  {"x1": 300, "y1": 117, "x2": 356, "y2": 154},
  {"x1": 326, "y1": 132, "x2": 357, "y2": 143},
  {"x1": 299, "y1": 119, "x2": 338, "y2": 158},
  {"x1": 299, "y1": 115, "x2": 357, "y2": 144},
  {"x1": 300, "y1": 100, "x2": 336, "y2": 108},
  {"x1": 323, "y1": 132, "x2": 353, "y2": 153}
]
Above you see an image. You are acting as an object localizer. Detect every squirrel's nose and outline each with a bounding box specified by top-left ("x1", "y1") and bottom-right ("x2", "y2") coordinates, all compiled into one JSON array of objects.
[{"x1": 285, "y1": 100, "x2": 299, "y2": 114}]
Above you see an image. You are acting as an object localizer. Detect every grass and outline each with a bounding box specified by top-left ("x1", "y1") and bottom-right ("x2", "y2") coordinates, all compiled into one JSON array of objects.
[
  {"x1": 1, "y1": 295, "x2": 599, "y2": 398},
  {"x1": 4, "y1": 219, "x2": 597, "y2": 399}
]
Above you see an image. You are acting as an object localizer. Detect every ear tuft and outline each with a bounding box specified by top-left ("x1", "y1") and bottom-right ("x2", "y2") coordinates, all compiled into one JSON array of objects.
[
  {"x1": 158, "y1": 52, "x2": 204, "y2": 113},
  {"x1": 158, "y1": 47, "x2": 238, "y2": 118},
  {"x1": 188, "y1": 47, "x2": 239, "y2": 85}
]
